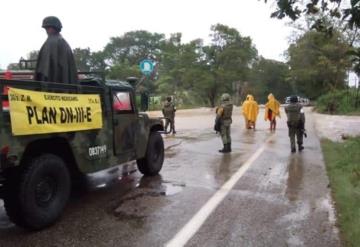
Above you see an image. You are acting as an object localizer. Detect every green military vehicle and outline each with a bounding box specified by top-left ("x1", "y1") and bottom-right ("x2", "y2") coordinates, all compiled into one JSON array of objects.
[{"x1": 0, "y1": 72, "x2": 165, "y2": 230}]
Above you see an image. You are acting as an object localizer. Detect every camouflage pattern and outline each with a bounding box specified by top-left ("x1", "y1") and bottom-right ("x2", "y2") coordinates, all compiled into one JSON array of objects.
[
  {"x1": 220, "y1": 124, "x2": 231, "y2": 145},
  {"x1": 288, "y1": 126, "x2": 303, "y2": 151},
  {"x1": 217, "y1": 94, "x2": 233, "y2": 145},
  {"x1": 285, "y1": 102, "x2": 304, "y2": 151},
  {"x1": 162, "y1": 98, "x2": 176, "y2": 133},
  {"x1": 0, "y1": 78, "x2": 163, "y2": 185}
]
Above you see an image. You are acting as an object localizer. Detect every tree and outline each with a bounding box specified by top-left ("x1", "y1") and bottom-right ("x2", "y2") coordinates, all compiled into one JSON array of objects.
[
  {"x1": 73, "y1": 48, "x2": 92, "y2": 71},
  {"x1": 7, "y1": 50, "x2": 39, "y2": 70},
  {"x1": 287, "y1": 30, "x2": 350, "y2": 99},
  {"x1": 89, "y1": 51, "x2": 108, "y2": 72},
  {"x1": 265, "y1": 0, "x2": 359, "y2": 32},
  {"x1": 157, "y1": 35, "x2": 202, "y2": 96},
  {"x1": 202, "y1": 24, "x2": 258, "y2": 106},
  {"x1": 250, "y1": 57, "x2": 292, "y2": 103},
  {"x1": 102, "y1": 31, "x2": 165, "y2": 94},
  {"x1": 264, "y1": 0, "x2": 360, "y2": 78},
  {"x1": 108, "y1": 60, "x2": 141, "y2": 81},
  {"x1": 72, "y1": 48, "x2": 108, "y2": 73},
  {"x1": 7, "y1": 63, "x2": 20, "y2": 70},
  {"x1": 104, "y1": 31, "x2": 165, "y2": 66}
]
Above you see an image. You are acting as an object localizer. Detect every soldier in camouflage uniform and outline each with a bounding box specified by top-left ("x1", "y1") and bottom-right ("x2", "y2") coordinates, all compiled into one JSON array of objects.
[
  {"x1": 216, "y1": 93, "x2": 233, "y2": 153},
  {"x1": 162, "y1": 96, "x2": 176, "y2": 134},
  {"x1": 285, "y1": 95, "x2": 305, "y2": 153}
]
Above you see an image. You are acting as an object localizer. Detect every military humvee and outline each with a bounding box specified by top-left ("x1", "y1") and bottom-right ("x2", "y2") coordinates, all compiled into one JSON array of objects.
[{"x1": 0, "y1": 72, "x2": 165, "y2": 230}]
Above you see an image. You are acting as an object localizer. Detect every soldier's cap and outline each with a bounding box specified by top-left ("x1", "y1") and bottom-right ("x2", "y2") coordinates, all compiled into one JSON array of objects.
[
  {"x1": 221, "y1": 93, "x2": 231, "y2": 101},
  {"x1": 42, "y1": 16, "x2": 62, "y2": 32}
]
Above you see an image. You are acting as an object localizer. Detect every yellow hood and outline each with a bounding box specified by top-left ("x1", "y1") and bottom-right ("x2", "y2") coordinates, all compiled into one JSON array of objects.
[
  {"x1": 242, "y1": 94, "x2": 259, "y2": 122},
  {"x1": 265, "y1": 93, "x2": 281, "y2": 121}
]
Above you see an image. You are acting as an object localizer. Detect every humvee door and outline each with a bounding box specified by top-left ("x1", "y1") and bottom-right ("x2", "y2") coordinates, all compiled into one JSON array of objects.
[{"x1": 112, "y1": 90, "x2": 138, "y2": 158}]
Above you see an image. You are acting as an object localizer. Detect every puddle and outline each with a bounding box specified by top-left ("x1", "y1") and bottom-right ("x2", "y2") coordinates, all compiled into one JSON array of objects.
[
  {"x1": 165, "y1": 142, "x2": 182, "y2": 151},
  {"x1": 163, "y1": 183, "x2": 183, "y2": 196},
  {"x1": 111, "y1": 182, "x2": 184, "y2": 221},
  {"x1": 174, "y1": 132, "x2": 215, "y2": 142},
  {"x1": 136, "y1": 177, "x2": 184, "y2": 197},
  {"x1": 165, "y1": 150, "x2": 177, "y2": 158},
  {"x1": 285, "y1": 155, "x2": 304, "y2": 202}
]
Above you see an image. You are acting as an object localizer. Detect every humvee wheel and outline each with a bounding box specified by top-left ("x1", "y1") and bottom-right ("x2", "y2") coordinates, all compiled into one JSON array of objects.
[
  {"x1": 4, "y1": 154, "x2": 70, "y2": 230},
  {"x1": 137, "y1": 132, "x2": 164, "y2": 176}
]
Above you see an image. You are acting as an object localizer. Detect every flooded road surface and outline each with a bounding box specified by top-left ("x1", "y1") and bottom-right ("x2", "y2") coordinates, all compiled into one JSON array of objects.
[{"x1": 0, "y1": 107, "x2": 340, "y2": 247}]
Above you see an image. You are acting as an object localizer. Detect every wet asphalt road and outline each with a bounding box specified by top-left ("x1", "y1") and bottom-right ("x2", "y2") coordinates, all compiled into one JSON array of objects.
[{"x1": 0, "y1": 107, "x2": 340, "y2": 247}]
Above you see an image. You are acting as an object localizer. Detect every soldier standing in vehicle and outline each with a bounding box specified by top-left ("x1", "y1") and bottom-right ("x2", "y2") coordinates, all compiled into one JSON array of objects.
[
  {"x1": 285, "y1": 95, "x2": 305, "y2": 153},
  {"x1": 215, "y1": 93, "x2": 233, "y2": 153},
  {"x1": 162, "y1": 96, "x2": 176, "y2": 134},
  {"x1": 34, "y1": 16, "x2": 78, "y2": 84}
]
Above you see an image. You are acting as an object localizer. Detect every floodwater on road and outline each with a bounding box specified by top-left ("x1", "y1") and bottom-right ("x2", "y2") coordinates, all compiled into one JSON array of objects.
[
  {"x1": 313, "y1": 111, "x2": 360, "y2": 142},
  {"x1": 0, "y1": 107, "x2": 340, "y2": 247}
]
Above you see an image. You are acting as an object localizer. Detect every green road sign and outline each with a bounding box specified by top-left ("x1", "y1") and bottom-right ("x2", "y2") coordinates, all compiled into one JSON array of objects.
[{"x1": 139, "y1": 59, "x2": 154, "y2": 76}]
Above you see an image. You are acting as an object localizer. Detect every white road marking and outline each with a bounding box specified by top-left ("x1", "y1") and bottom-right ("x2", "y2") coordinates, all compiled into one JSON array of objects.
[{"x1": 165, "y1": 136, "x2": 272, "y2": 247}]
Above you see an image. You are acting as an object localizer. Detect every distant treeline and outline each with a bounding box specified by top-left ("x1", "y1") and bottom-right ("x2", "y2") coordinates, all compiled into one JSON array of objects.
[{"x1": 10, "y1": 23, "x2": 353, "y2": 107}]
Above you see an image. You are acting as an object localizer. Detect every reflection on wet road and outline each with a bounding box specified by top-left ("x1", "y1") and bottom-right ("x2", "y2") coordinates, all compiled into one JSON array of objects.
[
  {"x1": 286, "y1": 155, "x2": 304, "y2": 201},
  {"x1": 0, "y1": 107, "x2": 340, "y2": 247}
]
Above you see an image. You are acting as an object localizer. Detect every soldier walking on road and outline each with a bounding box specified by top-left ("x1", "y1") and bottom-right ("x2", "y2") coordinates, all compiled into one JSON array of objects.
[
  {"x1": 215, "y1": 93, "x2": 233, "y2": 153},
  {"x1": 162, "y1": 96, "x2": 176, "y2": 134},
  {"x1": 285, "y1": 95, "x2": 305, "y2": 153},
  {"x1": 35, "y1": 16, "x2": 78, "y2": 84}
]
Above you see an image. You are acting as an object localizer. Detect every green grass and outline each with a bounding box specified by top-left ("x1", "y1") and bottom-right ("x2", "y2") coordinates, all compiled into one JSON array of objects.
[
  {"x1": 316, "y1": 89, "x2": 360, "y2": 115},
  {"x1": 321, "y1": 138, "x2": 360, "y2": 247}
]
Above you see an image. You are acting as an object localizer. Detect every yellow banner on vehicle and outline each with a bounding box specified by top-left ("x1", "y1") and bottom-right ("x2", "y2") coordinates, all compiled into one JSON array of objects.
[{"x1": 8, "y1": 88, "x2": 103, "y2": 136}]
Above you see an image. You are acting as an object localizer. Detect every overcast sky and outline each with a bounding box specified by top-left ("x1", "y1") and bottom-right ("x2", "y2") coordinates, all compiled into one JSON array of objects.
[{"x1": 0, "y1": 0, "x2": 292, "y2": 69}]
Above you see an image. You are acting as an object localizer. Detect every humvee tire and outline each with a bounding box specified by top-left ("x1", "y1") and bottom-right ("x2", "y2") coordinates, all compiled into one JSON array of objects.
[
  {"x1": 4, "y1": 154, "x2": 70, "y2": 230},
  {"x1": 137, "y1": 132, "x2": 164, "y2": 176}
]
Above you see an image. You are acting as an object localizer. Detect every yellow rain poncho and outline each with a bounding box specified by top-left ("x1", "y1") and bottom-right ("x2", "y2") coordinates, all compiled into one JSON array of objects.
[
  {"x1": 264, "y1": 93, "x2": 281, "y2": 121},
  {"x1": 242, "y1": 94, "x2": 259, "y2": 123}
]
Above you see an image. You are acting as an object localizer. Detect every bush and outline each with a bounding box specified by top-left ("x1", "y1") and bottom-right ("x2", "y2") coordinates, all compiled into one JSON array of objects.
[{"x1": 316, "y1": 89, "x2": 360, "y2": 115}]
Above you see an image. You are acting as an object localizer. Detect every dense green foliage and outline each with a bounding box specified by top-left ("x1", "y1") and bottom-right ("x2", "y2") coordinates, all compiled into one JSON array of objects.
[
  {"x1": 250, "y1": 57, "x2": 292, "y2": 103},
  {"x1": 316, "y1": 89, "x2": 360, "y2": 115},
  {"x1": 265, "y1": 0, "x2": 359, "y2": 33},
  {"x1": 12, "y1": 20, "x2": 355, "y2": 107},
  {"x1": 322, "y1": 138, "x2": 360, "y2": 247},
  {"x1": 70, "y1": 24, "x2": 288, "y2": 106},
  {"x1": 66, "y1": 26, "x2": 261, "y2": 106},
  {"x1": 288, "y1": 30, "x2": 350, "y2": 99}
]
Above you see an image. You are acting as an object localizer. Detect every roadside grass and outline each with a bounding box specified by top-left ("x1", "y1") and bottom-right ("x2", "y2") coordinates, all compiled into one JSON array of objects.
[
  {"x1": 316, "y1": 89, "x2": 360, "y2": 115},
  {"x1": 321, "y1": 137, "x2": 360, "y2": 247}
]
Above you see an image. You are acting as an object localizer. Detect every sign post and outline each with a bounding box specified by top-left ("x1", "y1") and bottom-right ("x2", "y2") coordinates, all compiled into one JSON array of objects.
[{"x1": 139, "y1": 59, "x2": 155, "y2": 76}]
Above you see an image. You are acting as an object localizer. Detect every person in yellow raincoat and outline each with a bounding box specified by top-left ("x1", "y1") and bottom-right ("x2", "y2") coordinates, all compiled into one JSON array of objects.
[
  {"x1": 242, "y1": 95, "x2": 259, "y2": 130},
  {"x1": 264, "y1": 93, "x2": 281, "y2": 131}
]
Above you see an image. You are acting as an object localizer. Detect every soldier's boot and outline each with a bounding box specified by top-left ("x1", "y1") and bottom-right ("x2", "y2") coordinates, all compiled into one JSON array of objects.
[
  {"x1": 219, "y1": 145, "x2": 226, "y2": 153},
  {"x1": 291, "y1": 143, "x2": 296, "y2": 153},
  {"x1": 298, "y1": 143, "x2": 304, "y2": 151},
  {"x1": 222, "y1": 144, "x2": 231, "y2": 153}
]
